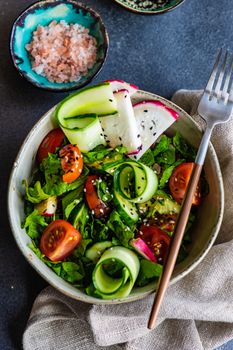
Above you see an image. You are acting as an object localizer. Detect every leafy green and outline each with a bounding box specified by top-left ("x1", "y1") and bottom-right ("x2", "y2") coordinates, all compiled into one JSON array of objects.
[
  {"x1": 62, "y1": 186, "x2": 84, "y2": 219},
  {"x1": 173, "y1": 133, "x2": 196, "y2": 160},
  {"x1": 28, "y1": 242, "x2": 85, "y2": 284},
  {"x1": 96, "y1": 178, "x2": 113, "y2": 203},
  {"x1": 72, "y1": 239, "x2": 93, "y2": 258},
  {"x1": 23, "y1": 180, "x2": 49, "y2": 204},
  {"x1": 139, "y1": 149, "x2": 155, "y2": 167},
  {"x1": 159, "y1": 159, "x2": 185, "y2": 189},
  {"x1": 153, "y1": 135, "x2": 171, "y2": 157},
  {"x1": 92, "y1": 219, "x2": 109, "y2": 241},
  {"x1": 136, "y1": 259, "x2": 163, "y2": 287},
  {"x1": 71, "y1": 203, "x2": 90, "y2": 239},
  {"x1": 61, "y1": 262, "x2": 84, "y2": 283},
  {"x1": 22, "y1": 209, "x2": 48, "y2": 239},
  {"x1": 107, "y1": 211, "x2": 134, "y2": 247},
  {"x1": 156, "y1": 145, "x2": 176, "y2": 165},
  {"x1": 40, "y1": 153, "x2": 88, "y2": 196},
  {"x1": 83, "y1": 145, "x2": 127, "y2": 171}
]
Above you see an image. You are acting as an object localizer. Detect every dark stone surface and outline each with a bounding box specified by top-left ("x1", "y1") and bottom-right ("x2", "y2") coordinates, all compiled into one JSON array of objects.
[{"x1": 0, "y1": 0, "x2": 233, "y2": 349}]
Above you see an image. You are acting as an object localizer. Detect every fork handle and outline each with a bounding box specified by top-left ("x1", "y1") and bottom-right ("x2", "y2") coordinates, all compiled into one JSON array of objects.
[{"x1": 148, "y1": 126, "x2": 213, "y2": 330}]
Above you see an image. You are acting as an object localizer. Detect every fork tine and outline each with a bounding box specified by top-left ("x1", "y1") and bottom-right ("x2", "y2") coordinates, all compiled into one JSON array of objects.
[
  {"x1": 222, "y1": 52, "x2": 233, "y2": 100},
  {"x1": 215, "y1": 49, "x2": 228, "y2": 99},
  {"x1": 205, "y1": 48, "x2": 222, "y2": 94}
]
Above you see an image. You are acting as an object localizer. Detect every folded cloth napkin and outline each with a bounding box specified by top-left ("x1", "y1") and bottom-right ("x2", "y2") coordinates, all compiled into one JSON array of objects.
[{"x1": 23, "y1": 90, "x2": 233, "y2": 350}]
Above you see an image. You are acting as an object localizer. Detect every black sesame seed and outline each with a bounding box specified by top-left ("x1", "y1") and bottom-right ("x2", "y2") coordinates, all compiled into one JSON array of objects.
[
  {"x1": 102, "y1": 128, "x2": 105, "y2": 131},
  {"x1": 150, "y1": 126, "x2": 153, "y2": 130},
  {"x1": 141, "y1": 177, "x2": 145, "y2": 180},
  {"x1": 137, "y1": 186, "x2": 141, "y2": 189},
  {"x1": 119, "y1": 136, "x2": 122, "y2": 141},
  {"x1": 152, "y1": 120, "x2": 156, "y2": 125},
  {"x1": 109, "y1": 99, "x2": 113, "y2": 102},
  {"x1": 100, "y1": 133, "x2": 103, "y2": 136},
  {"x1": 137, "y1": 134, "x2": 140, "y2": 138},
  {"x1": 124, "y1": 95, "x2": 127, "y2": 98},
  {"x1": 134, "y1": 156, "x2": 137, "y2": 159},
  {"x1": 123, "y1": 204, "x2": 126, "y2": 208},
  {"x1": 153, "y1": 132, "x2": 157, "y2": 136},
  {"x1": 144, "y1": 110, "x2": 148, "y2": 113}
]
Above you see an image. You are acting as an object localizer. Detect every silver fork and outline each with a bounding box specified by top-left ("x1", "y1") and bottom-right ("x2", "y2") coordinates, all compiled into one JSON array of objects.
[{"x1": 148, "y1": 48, "x2": 233, "y2": 330}]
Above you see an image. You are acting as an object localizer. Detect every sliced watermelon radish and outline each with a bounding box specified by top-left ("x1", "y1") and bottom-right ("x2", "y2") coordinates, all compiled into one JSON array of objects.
[
  {"x1": 99, "y1": 89, "x2": 142, "y2": 154},
  {"x1": 129, "y1": 100, "x2": 179, "y2": 160},
  {"x1": 105, "y1": 79, "x2": 139, "y2": 96},
  {"x1": 130, "y1": 238, "x2": 157, "y2": 263},
  {"x1": 35, "y1": 196, "x2": 57, "y2": 216}
]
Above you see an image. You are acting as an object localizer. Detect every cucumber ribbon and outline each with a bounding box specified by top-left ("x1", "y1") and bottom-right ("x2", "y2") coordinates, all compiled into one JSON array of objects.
[
  {"x1": 93, "y1": 246, "x2": 140, "y2": 299},
  {"x1": 114, "y1": 161, "x2": 158, "y2": 203}
]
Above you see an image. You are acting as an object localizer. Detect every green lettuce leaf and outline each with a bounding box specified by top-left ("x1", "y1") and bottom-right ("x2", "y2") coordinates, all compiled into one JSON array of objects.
[
  {"x1": 153, "y1": 135, "x2": 171, "y2": 157},
  {"x1": 96, "y1": 178, "x2": 113, "y2": 203},
  {"x1": 23, "y1": 180, "x2": 49, "y2": 204},
  {"x1": 107, "y1": 211, "x2": 134, "y2": 247},
  {"x1": 22, "y1": 209, "x2": 48, "y2": 239},
  {"x1": 139, "y1": 149, "x2": 155, "y2": 167},
  {"x1": 71, "y1": 203, "x2": 90, "y2": 239},
  {"x1": 83, "y1": 145, "x2": 127, "y2": 171},
  {"x1": 173, "y1": 132, "x2": 196, "y2": 160},
  {"x1": 62, "y1": 186, "x2": 84, "y2": 219},
  {"x1": 41, "y1": 153, "x2": 88, "y2": 196},
  {"x1": 136, "y1": 259, "x2": 163, "y2": 287},
  {"x1": 156, "y1": 145, "x2": 176, "y2": 165},
  {"x1": 92, "y1": 219, "x2": 109, "y2": 241},
  {"x1": 159, "y1": 159, "x2": 185, "y2": 189}
]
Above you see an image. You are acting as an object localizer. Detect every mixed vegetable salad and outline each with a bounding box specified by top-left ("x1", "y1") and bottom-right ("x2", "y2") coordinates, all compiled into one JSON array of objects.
[{"x1": 22, "y1": 80, "x2": 202, "y2": 299}]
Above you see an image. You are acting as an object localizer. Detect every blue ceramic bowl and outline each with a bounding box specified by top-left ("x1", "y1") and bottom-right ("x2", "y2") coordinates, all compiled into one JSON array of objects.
[{"x1": 10, "y1": 0, "x2": 109, "y2": 91}]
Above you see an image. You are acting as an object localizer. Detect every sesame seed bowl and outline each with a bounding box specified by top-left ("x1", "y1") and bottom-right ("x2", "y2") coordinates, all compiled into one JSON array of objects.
[{"x1": 10, "y1": 0, "x2": 109, "y2": 92}]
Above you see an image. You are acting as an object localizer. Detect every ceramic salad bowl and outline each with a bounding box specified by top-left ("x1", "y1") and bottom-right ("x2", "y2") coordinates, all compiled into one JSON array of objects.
[
  {"x1": 10, "y1": 0, "x2": 108, "y2": 91},
  {"x1": 8, "y1": 89, "x2": 224, "y2": 304}
]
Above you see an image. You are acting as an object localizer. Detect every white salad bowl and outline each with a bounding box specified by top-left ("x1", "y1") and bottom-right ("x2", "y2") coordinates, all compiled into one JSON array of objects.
[{"x1": 8, "y1": 90, "x2": 224, "y2": 304}]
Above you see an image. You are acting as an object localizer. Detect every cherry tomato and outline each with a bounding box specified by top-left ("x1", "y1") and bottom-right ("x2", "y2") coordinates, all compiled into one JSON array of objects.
[
  {"x1": 60, "y1": 144, "x2": 83, "y2": 183},
  {"x1": 137, "y1": 224, "x2": 171, "y2": 264},
  {"x1": 40, "y1": 219, "x2": 81, "y2": 262},
  {"x1": 169, "y1": 162, "x2": 201, "y2": 206},
  {"x1": 84, "y1": 175, "x2": 111, "y2": 219},
  {"x1": 37, "y1": 128, "x2": 65, "y2": 163}
]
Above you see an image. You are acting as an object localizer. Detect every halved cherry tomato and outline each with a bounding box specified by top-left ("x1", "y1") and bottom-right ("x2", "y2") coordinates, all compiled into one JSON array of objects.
[
  {"x1": 60, "y1": 144, "x2": 83, "y2": 183},
  {"x1": 40, "y1": 219, "x2": 81, "y2": 262},
  {"x1": 169, "y1": 162, "x2": 201, "y2": 206},
  {"x1": 37, "y1": 128, "x2": 65, "y2": 163},
  {"x1": 137, "y1": 224, "x2": 171, "y2": 264},
  {"x1": 84, "y1": 175, "x2": 111, "y2": 219}
]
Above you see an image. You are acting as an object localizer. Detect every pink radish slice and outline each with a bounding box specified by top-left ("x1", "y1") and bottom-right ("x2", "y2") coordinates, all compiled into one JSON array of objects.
[
  {"x1": 99, "y1": 89, "x2": 141, "y2": 154},
  {"x1": 130, "y1": 238, "x2": 157, "y2": 263},
  {"x1": 129, "y1": 100, "x2": 179, "y2": 160},
  {"x1": 35, "y1": 197, "x2": 57, "y2": 216},
  {"x1": 105, "y1": 79, "x2": 139, "y2": 96}
]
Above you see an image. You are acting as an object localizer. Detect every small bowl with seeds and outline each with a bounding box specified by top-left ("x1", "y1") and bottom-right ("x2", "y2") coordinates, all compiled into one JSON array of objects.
[
  {"x1": 113, "y1": 0, "x2": 186, "y2": 14},
  {"x1": 10, "y1": 0, "x2": 108, "y2": 91}
]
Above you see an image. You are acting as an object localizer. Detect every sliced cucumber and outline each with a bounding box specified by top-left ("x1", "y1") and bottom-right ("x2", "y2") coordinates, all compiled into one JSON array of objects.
[
  {"x1": 56, "y1": 83, "x2": 117, "y2": 121},
  {"x1": 114, "y1": 161, "x2": 158, "y2": 204},
  {"x1": 86, "y1": 241, "x2": 113, "y2": 263},
  {"x1": 138, "y1": 190, "x2": 180, "y2": 216},
  {"x1": 92, "y1": 246, "x2": 140, "y2": 298},
  {"x1": 113, "y1": 190, "x2": 139, "y2": 225},
  {"x1": 60, "y1": 114, "x2": 105, "y2": 152}
]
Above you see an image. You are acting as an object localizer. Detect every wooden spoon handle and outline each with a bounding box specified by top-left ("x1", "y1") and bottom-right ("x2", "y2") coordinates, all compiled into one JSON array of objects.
[{"x1": 148, "y1": 163, "x2": 203, "y2": 329}]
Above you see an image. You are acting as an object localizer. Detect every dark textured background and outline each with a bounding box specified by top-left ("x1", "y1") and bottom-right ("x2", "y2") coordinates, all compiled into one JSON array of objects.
[{"x1": 1, "y1": 0, "x2": 233, "y2": 349}]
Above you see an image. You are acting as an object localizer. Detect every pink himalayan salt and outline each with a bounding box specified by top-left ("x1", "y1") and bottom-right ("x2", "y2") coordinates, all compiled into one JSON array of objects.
[{"x1": 26, "y1": 20, "x2": 97, "y2": 83}]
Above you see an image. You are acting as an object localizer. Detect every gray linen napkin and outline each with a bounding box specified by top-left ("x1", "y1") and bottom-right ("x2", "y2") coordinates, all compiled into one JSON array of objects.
[{"x1": 23, "y1": 90, "x2": 233, "y2": 350}]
